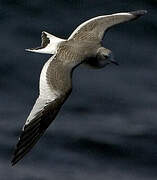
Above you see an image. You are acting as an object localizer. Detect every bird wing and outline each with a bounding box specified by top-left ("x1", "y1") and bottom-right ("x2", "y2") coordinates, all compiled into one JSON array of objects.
[
  {"x1": 68, "y1": 10, "x2": 147, "y2": 42},
  {"x1": 11, "y1": 54, "x2": 72, "y2": 166},
  {"x1": 11, "y1": 96, "x2": 67, "y2": 166}
]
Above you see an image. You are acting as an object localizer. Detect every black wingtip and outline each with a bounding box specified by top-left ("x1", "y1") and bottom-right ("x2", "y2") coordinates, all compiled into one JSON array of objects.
[
  {"x1": 130, "y1": 10, "x2": 147, "y2": 17},
  {"x1": 11, "y1": 158, "x2": 16, "y2": 166},
  {"x1": 11, "y1": 154, "x2": 17, "y2": 166},
  {"x1": 11, "y1": 161, "x2": 16, "y2": 166}
]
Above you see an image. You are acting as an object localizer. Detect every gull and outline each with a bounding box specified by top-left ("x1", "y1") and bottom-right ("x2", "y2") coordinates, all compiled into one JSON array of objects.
[{"x1": 11, "y1": 10, "x2": 147, "y2": 165}]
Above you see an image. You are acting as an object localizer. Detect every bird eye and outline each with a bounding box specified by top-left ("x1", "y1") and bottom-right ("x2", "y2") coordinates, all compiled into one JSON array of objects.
[{"x1": 104, "y1": 55, "x2": 108, "y2": 59}]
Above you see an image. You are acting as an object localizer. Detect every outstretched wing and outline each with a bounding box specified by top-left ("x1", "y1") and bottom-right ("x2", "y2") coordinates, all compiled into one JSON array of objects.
[
  {"x1": 68, "y1": 10, "x2": 147, "y2": 42},
  {"x1": 11, "y1": 95, "x2": 67, "y2": 166},
  {"x1": 11, "y1": 53, "x2": 72, "y2": 166}
]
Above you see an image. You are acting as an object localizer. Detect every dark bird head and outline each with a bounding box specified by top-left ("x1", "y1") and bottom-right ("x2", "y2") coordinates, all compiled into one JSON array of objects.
[{"x1": 96, "y1": 47, "x2": 119, "y2": 67}]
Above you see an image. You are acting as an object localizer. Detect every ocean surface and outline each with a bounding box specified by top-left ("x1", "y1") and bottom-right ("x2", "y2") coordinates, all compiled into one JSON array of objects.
[{"x1": 0, "y1": 0, "x2": 157, "y2": 179}]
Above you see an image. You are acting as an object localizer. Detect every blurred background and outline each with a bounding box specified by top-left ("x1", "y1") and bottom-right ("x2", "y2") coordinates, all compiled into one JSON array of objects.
[{"x1": 0, "y1": 0, "x2": 157, "y2": 179}]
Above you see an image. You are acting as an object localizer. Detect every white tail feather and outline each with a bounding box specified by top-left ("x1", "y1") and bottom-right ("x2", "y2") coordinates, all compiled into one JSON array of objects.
[{"x1": 26, "y1": 31, "x2": 66, "y2": 54}]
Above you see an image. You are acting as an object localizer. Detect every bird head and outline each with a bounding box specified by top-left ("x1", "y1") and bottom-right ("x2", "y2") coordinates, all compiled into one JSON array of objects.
[{"x1": 97, "y1": 48, "x2": 119, "y2": 66}]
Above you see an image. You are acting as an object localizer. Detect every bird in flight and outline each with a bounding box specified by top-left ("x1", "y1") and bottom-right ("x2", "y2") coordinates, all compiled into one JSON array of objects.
[{"x1": 11, "y1": 10, "x2": 147, "y2": 165}]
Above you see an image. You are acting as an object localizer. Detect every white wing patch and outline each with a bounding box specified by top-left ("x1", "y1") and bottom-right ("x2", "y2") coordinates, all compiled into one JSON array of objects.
[
  {"x1": 39, "y1": 56, "x2": 60, "y2": 100},
  {"x1": 24, "y1": 97, "x2": 51, "y2": 126}
]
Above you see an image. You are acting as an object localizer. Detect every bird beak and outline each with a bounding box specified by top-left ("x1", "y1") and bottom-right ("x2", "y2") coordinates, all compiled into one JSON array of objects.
[{"x1": 110, "y1": 59, "x2": 119, "y2": 66}]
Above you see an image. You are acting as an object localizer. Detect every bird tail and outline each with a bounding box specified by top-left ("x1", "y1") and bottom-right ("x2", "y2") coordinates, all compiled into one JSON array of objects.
[{"x1": 25, "y1": 31, "x2": 65, "y2": 54}]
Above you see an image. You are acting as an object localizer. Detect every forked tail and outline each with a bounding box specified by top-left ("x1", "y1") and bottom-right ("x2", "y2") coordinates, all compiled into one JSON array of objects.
[{"x1": 25, "y1": 31, "x2": 65, "y2": 54}]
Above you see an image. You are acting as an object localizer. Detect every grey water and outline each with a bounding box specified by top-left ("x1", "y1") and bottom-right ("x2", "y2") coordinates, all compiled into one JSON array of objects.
[{"x1": 0, "y1": 0, "x2": 157, "y2": 179}]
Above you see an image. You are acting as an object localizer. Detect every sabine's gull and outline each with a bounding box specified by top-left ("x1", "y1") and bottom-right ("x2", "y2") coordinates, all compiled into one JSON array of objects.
[{"x1": 11, "y1": 10, "x2": 147, "y2": 165}]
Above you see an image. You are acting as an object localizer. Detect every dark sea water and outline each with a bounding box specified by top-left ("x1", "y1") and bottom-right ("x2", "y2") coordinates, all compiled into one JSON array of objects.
[{"x1": 0, "y1": 0, "x2": 157, "y2": 179}]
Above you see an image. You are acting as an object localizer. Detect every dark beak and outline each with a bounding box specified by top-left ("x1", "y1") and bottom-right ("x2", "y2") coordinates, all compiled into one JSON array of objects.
[{"x1": 110, "y1": 59, "x2": 119, "y2": 66}]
